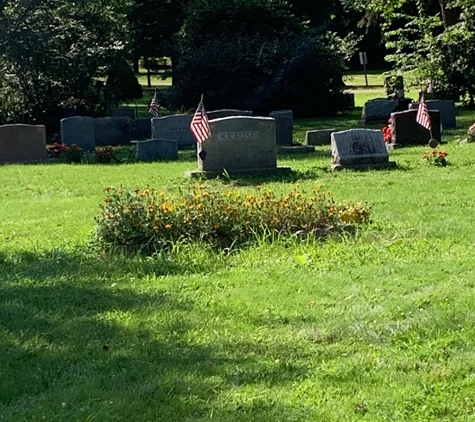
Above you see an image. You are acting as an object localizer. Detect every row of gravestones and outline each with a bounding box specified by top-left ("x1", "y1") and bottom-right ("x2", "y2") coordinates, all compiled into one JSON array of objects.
[
  {"x1": 60, "y1": 109, "x2": 294, "y2": 162},
  {"x1": 0, "y1": 116, "x2": 393, "y2": 173},
  {"x1": 362, "y1": 98, "x2": 457, "y2": 129},
  {"x1": 307, "y1": 109, "x2": 442, "y2": 147}
]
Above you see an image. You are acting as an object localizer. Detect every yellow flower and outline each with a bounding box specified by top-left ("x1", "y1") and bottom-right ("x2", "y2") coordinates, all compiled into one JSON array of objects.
[
  {"x1": 226, "y1": 191, "x2": 233, "y2": 197},
  {"x1": 197, "y1": 203, "x2": 204, "y2": 210},
  {"x1": 296, "y1": 206, "x2": 303, "y2": 211},
  {"x1": 165, "y1": 224, "x2": 172, "y2": 229},
  {"x1": 103, "y1": 186, "x2": 111, "y2": 192},
  {"x1": 153, "y1": 226, "x2": 159, "y2": 231},
  {"x1": 214, "y1": 224, "x2": 220, "y2": 229},
  {"x1": 226, "y1": 206, "x2": 232, "y2": 211}
]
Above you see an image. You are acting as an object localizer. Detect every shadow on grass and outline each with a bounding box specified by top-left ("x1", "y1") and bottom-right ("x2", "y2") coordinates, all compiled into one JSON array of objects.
[{"x1": 0, "y1": 249, "x2": 311, "y2": 420}]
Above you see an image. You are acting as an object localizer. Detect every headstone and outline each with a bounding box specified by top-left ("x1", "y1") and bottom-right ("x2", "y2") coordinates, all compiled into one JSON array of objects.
[
  {"x1": 362, "y1": 99, "x2": 397, "y2": 124},
  {"x1": 94, "y1": 117, "x2": 131, "y2": 146},
  {"x1": 409, "y1": 100, "x2": 456, "y2": 128},
  {"x1": 391, "y1": 109, "x2": 441, "y2": 146},
  {"x1": 151, "y1": 115, "x2": 194, "y2": 148},
  {"x1": 269, "y1": 110, "x2": 293, "y2": 146},
  {"x1": 306, "y1": 129, "x2": 337, "y2": 146},
  {"x1": 60, "y1": 116, "x2": 95, "y2": 151},
  {"x1": 0, "y1": 124, "x2": 47, "y2": 163},
  {"x1": 207, "y1": 109, "x2": 253, "y2": 120},
  {"x1": 331, "y1": 129, "x2": 396, "y2": 171},
  {"x1": 110, "y1": 108, "x2": 136, "y2": 120},
  {"x1": 133, "y1": 139, "x2": 178, "y2": 161},
  {"x1": 343, "y1": 93, "x2": 355, "y2": 109},
  {"x1": 136, "y1": 118, "x2": 152, "y2": 139},
  {"x1": 193, "y1": 116, "x2": 288, "y2": 176}
]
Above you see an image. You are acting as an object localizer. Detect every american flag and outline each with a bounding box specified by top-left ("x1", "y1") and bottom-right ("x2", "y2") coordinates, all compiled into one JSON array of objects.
[
  {"x1": 416, "y1": 97, "x2": 431, "y2": 130},
  {"x1": 190, "y1": 98, "x2": 211, "y2": 143},
  {"x1": 148, "y1": 90, "x2": 159, "y2": 117}
]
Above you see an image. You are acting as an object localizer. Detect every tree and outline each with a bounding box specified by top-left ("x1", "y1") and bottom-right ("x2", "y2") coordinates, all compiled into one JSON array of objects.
[
  {"x1": 0, "y1": 0, "x2": 134, "y2": 129},
  {"x1": 165, "y1": 0, "x2": 357, "y2": 116},
  {"x1": 342, "y1": 0, "x2": 475, "y2": 103}
]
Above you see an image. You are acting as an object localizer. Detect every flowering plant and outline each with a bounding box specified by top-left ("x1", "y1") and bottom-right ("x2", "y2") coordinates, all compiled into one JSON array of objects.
[
  {"x1": 382, "y1": 118, "x2": 392, "y2": 144},
  {"x1": 422, "y1": 149, "x2": 449, "y2": 166}
]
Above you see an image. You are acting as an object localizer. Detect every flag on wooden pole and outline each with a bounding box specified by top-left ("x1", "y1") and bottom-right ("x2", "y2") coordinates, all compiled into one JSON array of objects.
[
  {"x1": 416, "y1": 96, "x2": 431, "y2": 130},
  {"x1": 148, "y1": 90, "x2": 159, "y2": 117},
  {"x1": 190, "y1": 95, "x2": 211, "y2": 143}
]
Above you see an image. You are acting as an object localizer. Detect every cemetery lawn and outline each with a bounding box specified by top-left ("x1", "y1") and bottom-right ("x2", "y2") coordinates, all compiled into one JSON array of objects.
[{"x1": 2, "y1": 108, "x2": 475, "y2": 421}]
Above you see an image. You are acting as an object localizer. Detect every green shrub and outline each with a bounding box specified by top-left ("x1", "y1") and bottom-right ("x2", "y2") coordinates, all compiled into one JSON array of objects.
[{"x1": 93, "y1": 184, "x2": 371, "y2": 253}]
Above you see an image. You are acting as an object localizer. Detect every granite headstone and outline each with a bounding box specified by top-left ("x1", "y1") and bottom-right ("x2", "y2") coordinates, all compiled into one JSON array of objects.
[
  {"x1": 306, "y1": 129, "x2": 337, "y2": 146},
  {"x1": 331, "y1": 129, "x2": 396, "y2": 171},
  {"x1": 195, "y1": 116, "x2": 280, "y2": 175},
  {"x1": 362, "y1": 99, "x2": 397, "y2": 124},
  {"x1": 94, "y1": 117, "x2": 131, "y2": 146},
  {"x1": 269, "y1": 110, "x2": 293, "y2": 146},
  {"x1": 60, "y1": 116, "x2": 95, "y2": 151},
  {"x1": 409, "y1": 100, "x2": 456, "y2": 129},
  {"x1": 391, "y1": 109, "x2": 441, "y2": 146},
  {"x1": 133, "y1": 138, "x2": 178, "y2": 161},
  {"x1": 151, "y1": 115, "x2": 194, "y2": 148},
  {"x1": 0, "y1": 124, "x2": 47, "y2": 163}
]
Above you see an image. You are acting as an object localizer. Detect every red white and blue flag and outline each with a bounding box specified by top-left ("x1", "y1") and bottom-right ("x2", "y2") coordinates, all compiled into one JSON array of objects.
[
  {"x1": 190, "y1": 97, "x2": 211, "y2": 143},
  {"x1": 148, "y1": 90, "x2": 159, "y2": 117},
  {"x1": 416, "y1": 97, "x2": 431, "y2": 130}
]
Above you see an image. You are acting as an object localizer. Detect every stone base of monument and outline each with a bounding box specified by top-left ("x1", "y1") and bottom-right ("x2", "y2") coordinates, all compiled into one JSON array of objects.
[
  {"x1": 277, "y1": 146, "x2": 315, "y2": 154},
  {"x1": 331, "y1": 161, "x2": 397, "y2": 171},
  {"x1": 185, "y1": 166, "x2": 292, "y2": 179}
]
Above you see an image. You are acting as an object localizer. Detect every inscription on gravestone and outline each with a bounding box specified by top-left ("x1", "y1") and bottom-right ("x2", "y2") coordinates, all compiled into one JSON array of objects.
[
  {"x1": 331, "y1": 129, "x2": 396, "y2": 171},
  {"x1": 218, "y1": 131, "x2": 259, "y2": 141}
]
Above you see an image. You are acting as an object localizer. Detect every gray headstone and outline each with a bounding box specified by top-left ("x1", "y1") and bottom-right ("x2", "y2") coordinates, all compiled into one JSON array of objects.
[
  {"x1": 409, "y1": 100, "x2": 456, "y2": 128},
  {"x1": 137, "y1": 119, "x2": 152, "y2": 139},
  {"x1": 60, "y1": 116, "x2": 95, "y2": 151},
  {"x1": 391, "y1": 109, "x2": 441, "y2": 146},
  {"x1": 207, "y1": 109, "x2": 253, "y2": 120},
  {"x1": 306, "y1": 129, "x2": 337, "y2": 146},
  {"x1": 0, "y1": 124, "x2": 47, "y2": 163},
  {"x1": 269, "y1": 110, "x2": 293, "y2": 146},
  {"x1": 362, "y1": 99, "x2": 396, "y2": 124},
  {"x1": 331, "y1": 129, "x2": 396, "y2": 171},
  {"x1": 134, "y1": 139, "x2": 178, "y2": 161},
  {"x1": 151, "y1": 115, "x2": 194, "y2": 148},
  {"x1": 344, "y1": 93, "x2": 355, "y2": 109},
  {"x1": 197, "y1": 116, "x2": 277, "y2": 174},
  {"x1": 94, "y1": 117, "x2": 131, "y2": 146},
  {"x1": 110, "y1": 108, "x2": 136, "y2": 120}
]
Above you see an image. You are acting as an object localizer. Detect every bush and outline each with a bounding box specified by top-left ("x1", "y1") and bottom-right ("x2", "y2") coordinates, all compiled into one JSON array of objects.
[{"x1": 93, "y1": 184, "x2": 371, "y2": 253}]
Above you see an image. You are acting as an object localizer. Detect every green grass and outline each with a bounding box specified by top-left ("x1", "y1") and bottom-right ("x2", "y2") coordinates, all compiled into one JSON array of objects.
[{"x1": 2, "y1": 91, "x2": 475, "y2": 421}]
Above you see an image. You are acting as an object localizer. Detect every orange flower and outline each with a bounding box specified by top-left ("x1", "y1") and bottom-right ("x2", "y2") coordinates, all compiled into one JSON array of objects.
[{"x1": 165, "y1": 224, "x2": 172, "y2": 229}]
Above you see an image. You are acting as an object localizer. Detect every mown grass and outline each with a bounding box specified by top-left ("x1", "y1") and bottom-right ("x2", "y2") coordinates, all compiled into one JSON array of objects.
[{"x1": 2, "y1": 90, "x2": 475, "y2": 421}]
